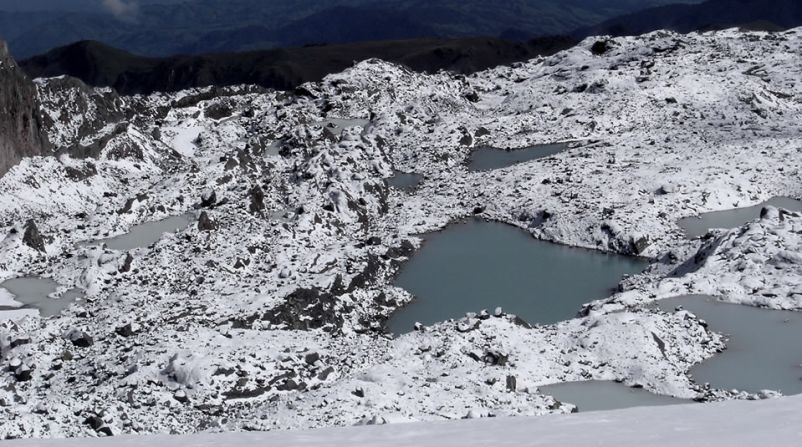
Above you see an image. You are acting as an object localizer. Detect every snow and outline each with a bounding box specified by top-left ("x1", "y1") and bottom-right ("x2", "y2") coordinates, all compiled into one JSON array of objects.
[
  {"x1": 162, "y1": 125, "x2": 202, "y2": 158},
  {"x1": 0, "y1": 309, "x2": 38, "y2": 321},
  {"x1": 5, "y1": 396, "x2": 802, "y2": 446},
  {"x1": 0, "y1": 287, "x2": 21, "y2": 307}
]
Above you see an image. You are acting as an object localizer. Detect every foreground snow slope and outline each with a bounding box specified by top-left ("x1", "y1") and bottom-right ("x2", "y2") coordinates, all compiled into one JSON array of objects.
[{"x1": 7, "y1": 396, "x2": 802, "y2": 446}]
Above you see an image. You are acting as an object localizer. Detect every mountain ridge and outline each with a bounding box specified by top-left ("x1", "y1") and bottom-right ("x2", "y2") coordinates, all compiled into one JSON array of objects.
[
  {"x1": 0, "y1": 40, "x2": 50, "y2": 177},
  {"x1": 19, "y1": 36, "x2": 578, "y2": 95},
  {"x1": 0, "y1": 0, "x2": 696, "y2": 58},
  {"x1": 578, "y1": 0, "x2": 802, "y2": 36}
]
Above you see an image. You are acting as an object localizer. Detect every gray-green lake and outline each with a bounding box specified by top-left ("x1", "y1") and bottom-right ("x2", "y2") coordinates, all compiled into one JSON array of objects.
[
  {"x1": 387, "y1": 220, "x2": 648, "y2": 334},
  {"x1": 677, "y1": 196, "x2": 802, "y2": 239},
  {"x1": 85, "y1": 213, "x2": 195, "y2": 251},
  {"x1": 387, "y1": 172, "x2": 422, "y2": 192},
  {"x1": 540, "y1": 381, "x2": 687, "y2": 412},
  {"x1": 0, "y1": 277, "x2": 83, "y2": 318},
  {"x1": 659, "y1": 295, "x2": 802, "y2": 395},
  {"x1": 467, "y1": 142, "x2": 570, "y2": 171}
]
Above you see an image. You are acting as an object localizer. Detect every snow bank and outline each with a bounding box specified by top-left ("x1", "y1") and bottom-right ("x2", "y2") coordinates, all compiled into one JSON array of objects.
[{"x1": 6, "y1": 396, "x2": 802, "y2": 446}]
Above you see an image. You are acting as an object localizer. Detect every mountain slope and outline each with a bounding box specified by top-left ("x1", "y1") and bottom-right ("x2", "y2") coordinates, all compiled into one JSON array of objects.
[
  {"x1": 0, "y1": 41, "x2": 50, "y2": 177},
  {"x1": 579, "y1": 0, "x2": 802, "y2": 37},
  {"x1": 19, "y1": 36, "x2": 577, "y2": 95}
]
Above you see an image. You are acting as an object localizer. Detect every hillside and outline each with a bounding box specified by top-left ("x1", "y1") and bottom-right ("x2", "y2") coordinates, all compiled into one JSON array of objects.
[
  {"x1": 18, "y1": 36, "x2": 577, "y2": 95},
  {"x1": 578, "y1": 0, "x2": 802, "y2": 36}
]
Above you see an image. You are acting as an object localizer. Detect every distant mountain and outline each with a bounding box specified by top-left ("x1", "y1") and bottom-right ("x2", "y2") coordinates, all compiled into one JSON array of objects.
[
  {"x1": 0, "y1": 0, "x2": 696, "y2": 58},
  {"x1": 19, "y1": 36, "x2": 577, "y2": 95},
  {"x1": 180, "y1": 6, "x2": 438, "y2": 54},
  {"x1": 578, "y1": 0, "x2": 802, "y2": 37}
]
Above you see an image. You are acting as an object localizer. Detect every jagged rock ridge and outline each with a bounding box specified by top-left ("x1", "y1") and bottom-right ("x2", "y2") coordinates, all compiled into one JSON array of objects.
[{"x1": 0, "y1": 41, "x2": 50, "y2": 177}]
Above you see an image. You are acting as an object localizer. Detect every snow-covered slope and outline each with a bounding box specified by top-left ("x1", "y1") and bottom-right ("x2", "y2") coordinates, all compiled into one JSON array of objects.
[
  {"x1": 0, "y1": 28, "x2": 801, "y2": 439},
  {"x1": 6, "y1": 396, "x2": 802, "y2": 446}
]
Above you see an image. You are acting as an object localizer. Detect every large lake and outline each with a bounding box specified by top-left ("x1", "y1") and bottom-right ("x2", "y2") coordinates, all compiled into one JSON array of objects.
[
  {"x1": 387, "y1": 220, "x2": 648, "y2": 334},
  {"x1": 659, "y1": 295, "x2": 802, "y2": 395}
]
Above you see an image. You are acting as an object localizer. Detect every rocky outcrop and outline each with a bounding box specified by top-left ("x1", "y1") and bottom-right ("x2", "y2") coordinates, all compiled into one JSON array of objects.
[
  {"x1": 22, "y1": 219, "x2": 46, "y2": 252},
  {"x1": 0, "y1": 41, "x2": 50, "y2": 177}
]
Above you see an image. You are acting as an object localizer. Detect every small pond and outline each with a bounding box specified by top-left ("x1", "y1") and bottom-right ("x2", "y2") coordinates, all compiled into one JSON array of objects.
[
  {"x1": 540, "y1": 381, "x2": 687, "y2": 412},
  {"x1": 387, "y1": 220, "x2": 648, "y2": 334},
  {"x1": 0, "y1": 277, "x2": 84, "y2": 318},
  {"x1": 467, "y1": 142, "x2": 570, "y2": 171},
  {"x1": 319, "y1": 118, "x2": 371, "y2": 137},
  {"x1": 387, "y1": 171, "x2": 422, "y2": 192},
  {"x1": 659, "y1": 295, "x2": 802, "y2": 395},
  {"x1": 85, "y1": 213, "x2": 196, "y2": 251},
  {"x1": 678, "y1": 196, "x2": 802, "y2": 239}
]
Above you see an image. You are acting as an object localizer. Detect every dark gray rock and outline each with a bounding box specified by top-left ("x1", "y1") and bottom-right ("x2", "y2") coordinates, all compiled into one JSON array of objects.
[
  {"x1": 482, "y1": 351, "x2": 509, "y2": 366},
  {"x1": 22, "y1": 219, "x2": 46, "y2": 252},
  {"x1": 197, "y1": 211, "x2": 218, "y2": 231},
  {"x1": 115, "y1": 323, "x2": 137, "y2": 338},
  {"x1": 65, "y1": 329, "x2": 93, "y2": 348},
  {"x1": 0, "y1": 41, "x2": 51, "y2": 178},
  {"x1": 317, "y1": 366, "x2": 335, "y2": 381},
  {"x1": 506, "y1": 375, "x2": 517, "y2": 392},
  {"x1": 205, "y1": 102, "x2": 233, "y2": 120},
  {"x1": 200, "y1": 189, "x2": 217, "y2": 208},
  {"x1": 13, "y1": 364, "x2": 32, "y2": 382},
  {"x1": 249, "y1": 185, "x2": 265, "y2": 214},
  {"x1": 591, "y1": 40, "x2": 611, "y2": 55},
  {"x1": 304, "y1": 352, "x2": 320, "y2": 365},
  {"x1": 385, "y1": 239, "x2": 415, "y2": 259},
  {"x1": 118, "y1": 253, "x2": 134, "y2": 273}
]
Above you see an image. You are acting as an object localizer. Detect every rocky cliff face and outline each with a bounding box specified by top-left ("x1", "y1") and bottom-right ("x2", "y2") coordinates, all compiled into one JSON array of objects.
[{"x1": 0, "y1": 40, "x2": 50, "y2": 177}]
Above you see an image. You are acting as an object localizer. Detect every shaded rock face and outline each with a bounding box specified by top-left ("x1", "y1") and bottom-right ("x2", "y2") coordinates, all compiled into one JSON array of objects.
[
  {"x1": 0, "y1": 41, "x2": 50, "y2": 177},
  {"x1": 37, "y1": 75, "x2": 125, "y2": 148},
  {"x1": 22, "y1": 219, "x2": 46, "y2": 252}
]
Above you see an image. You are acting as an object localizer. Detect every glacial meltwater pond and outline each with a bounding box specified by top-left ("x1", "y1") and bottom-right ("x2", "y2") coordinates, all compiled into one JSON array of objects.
[
  {"x1": 467, "y1": 142, "x2": 570, "y2": 171},
  {"x1": 0, "y1": 277, "x2": 84, "y2": 318},
  {"x1": 677, "y1": 196, "x2": 802, "y2": 239},
  {"x1": 387, "y1": 220, "x2": 648, "y2": 334},
  {"x1": 86, "y1": 213, "x2": 196, "y2": 251},
  {"x1": 387, "y1": 172, "x2": 422, "y2": 192},
  {"x1": 659, "y1": 295, "x2": 802, "y2": 395},
  {"x1": 540, "y1": 381, "x2": 687, "y2": 412}
]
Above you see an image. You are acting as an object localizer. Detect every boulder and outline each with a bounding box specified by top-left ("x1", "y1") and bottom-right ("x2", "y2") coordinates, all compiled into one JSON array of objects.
[
  {"x1": 65, "y1": 329, "x2": 94, "y2": 348},
  {"x1": 506, "y1": 375, "x2": 517, "y2": 392},
  {"x1": 22, "y1": 219, "x2": 46, "y2": 252},
  {"x1": 249, "y1": 185, "x2": 265, "y2": 213},
  {"x1": 200, "y1": 189, "x2": 217, "y2": 208},
  {"x1": 304, "y1": 352, "x2": 320, "y2": 365},
  {"x1": 197, "y1": 211, "x2": 218, "y2": 231},
  {"x1": 591, "y1": 40, "x2": 611, "y2": 55}
]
